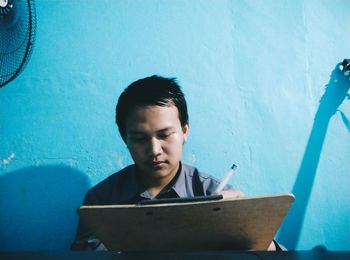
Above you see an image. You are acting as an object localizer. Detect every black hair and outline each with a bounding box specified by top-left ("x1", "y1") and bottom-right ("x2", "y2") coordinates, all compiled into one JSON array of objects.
[{"x1": 116, "y1": 75, "x2": 189, "y2": 141}]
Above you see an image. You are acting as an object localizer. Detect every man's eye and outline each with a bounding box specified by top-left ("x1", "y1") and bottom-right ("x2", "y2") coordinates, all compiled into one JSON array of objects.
[
  {"x1": 159, "y1": 132, "x2": 173, "y2": 139},
  {"x1": 130, "y1": 136, "x2": 147, "y2": 142}
]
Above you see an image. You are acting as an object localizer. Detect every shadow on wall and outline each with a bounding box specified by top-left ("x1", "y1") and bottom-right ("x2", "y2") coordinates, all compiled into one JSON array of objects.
[
  {"x1": 0, "y1": 165, "x2": 90, "y2": 250},
  {"x1": 277, "y1": 64, "x2": 350, "y2": 249}
]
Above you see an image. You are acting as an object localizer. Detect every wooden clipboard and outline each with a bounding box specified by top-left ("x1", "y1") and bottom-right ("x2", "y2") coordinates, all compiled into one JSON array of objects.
[{"x1": 78, "y1": 193, "x2": 295, "y2": 252}]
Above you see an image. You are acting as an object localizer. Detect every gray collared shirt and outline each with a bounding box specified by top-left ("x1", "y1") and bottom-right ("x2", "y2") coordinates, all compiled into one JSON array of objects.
[
  {"x1": 82, "y1": 162, "x2": 230, "y2": 205},
  {"x1": 71, "y1": 163, "x2": 286, "y2": 251},
  {"x1": 71, "y1": 163, "x2": 285, "y2": 251},
  {"x1": 71, "y1": 162, "x2": 232, "y2": 250}
]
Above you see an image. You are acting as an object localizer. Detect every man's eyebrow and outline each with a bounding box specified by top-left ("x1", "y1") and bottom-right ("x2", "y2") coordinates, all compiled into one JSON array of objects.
[
  {"x1": 127, "y1": 127, "x2": 175, "y2": 135},
  {"x1": 157, "y1": 127, "x2": 176, "y2": 133},
  {"x1": 127, "y1": 130, "x2": 146, "y2": 135}
]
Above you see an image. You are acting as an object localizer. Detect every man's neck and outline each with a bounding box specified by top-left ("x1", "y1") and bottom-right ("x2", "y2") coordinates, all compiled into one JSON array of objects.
[{"x1": 139, "y1": 164, "x2": 181, "y2": 197}]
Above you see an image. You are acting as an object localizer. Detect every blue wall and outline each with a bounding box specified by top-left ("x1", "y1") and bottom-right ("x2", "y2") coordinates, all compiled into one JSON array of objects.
[{"x1": 1, "y1": 0, "x2": 349, "y2": 251}]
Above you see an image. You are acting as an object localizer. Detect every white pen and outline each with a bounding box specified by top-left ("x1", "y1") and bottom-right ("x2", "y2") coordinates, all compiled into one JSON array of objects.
[{"x1": 214, "y1": 164, "x2": 239, "y2": 194}]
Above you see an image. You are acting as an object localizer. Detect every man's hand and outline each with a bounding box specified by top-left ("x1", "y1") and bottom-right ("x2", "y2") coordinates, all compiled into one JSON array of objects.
[
  {"x1": 267, "y1": 241, "x2": 277, "y2": 251},
  {"x1": 217, "y1": 190, "x2": 245, "y2": 199}
]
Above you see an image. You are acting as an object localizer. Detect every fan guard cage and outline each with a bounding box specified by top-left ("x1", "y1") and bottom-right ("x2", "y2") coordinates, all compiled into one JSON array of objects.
[{"x1": 0, "y1": 0, "x2": 36, "y2": 88}]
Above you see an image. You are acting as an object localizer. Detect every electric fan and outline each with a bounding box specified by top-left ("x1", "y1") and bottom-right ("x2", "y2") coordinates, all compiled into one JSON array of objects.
[{"x1": 0, "y1": 0, "x2": 36, "y2": 88}]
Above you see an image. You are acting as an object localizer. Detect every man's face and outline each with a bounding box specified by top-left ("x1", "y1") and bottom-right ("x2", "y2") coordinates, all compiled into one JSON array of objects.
[{"x1": 125, "y1": 105, "x2": 189, "y2": 181}]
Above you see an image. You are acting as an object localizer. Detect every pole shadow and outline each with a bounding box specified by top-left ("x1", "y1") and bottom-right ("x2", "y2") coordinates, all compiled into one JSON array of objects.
[
  {"x1": 277, "y1": 64, "x2": 350, "y2": 249},
  {"x1": 0, "y1": 165, "x2": 90, "y2": 250}
]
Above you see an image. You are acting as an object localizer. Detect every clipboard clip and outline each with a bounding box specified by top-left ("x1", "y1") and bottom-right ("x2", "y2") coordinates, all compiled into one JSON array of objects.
[{"x1": 138, "y1": 194, "x2": 223, "y2": 205}]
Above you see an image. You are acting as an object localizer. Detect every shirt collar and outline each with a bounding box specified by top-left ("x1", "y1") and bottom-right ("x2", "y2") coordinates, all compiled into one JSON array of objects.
[
  {"x1": 168, "y1": 162, "x2": 189, "y2": 198},
  {"x1": 118, "y1": 162, "x2": 189, "y2": 202}
]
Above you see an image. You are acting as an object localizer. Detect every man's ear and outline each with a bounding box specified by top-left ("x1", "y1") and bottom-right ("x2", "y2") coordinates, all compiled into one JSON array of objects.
[{"x1": 182, "y1": 123, "x2": 190, "y2": 142}]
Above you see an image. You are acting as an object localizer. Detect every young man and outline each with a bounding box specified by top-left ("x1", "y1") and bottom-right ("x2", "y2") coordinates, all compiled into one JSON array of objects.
[{"x1": 71, "y1": 75, "x2": 278, "y2": 251}]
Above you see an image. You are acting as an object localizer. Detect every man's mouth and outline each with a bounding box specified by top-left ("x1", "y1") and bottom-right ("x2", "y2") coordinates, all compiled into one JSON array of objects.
[{"x1": 146, "y1": 161, "x2": 166, "y2": 167}]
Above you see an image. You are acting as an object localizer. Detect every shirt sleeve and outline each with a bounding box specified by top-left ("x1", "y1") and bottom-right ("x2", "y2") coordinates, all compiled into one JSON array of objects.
[{"x1": 70, "y1": 192, "x2": 107, "y2": 251}]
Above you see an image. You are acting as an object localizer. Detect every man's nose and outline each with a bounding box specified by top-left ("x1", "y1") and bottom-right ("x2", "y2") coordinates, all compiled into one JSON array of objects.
[{"x1": 148, "y1": 137, "x2": 163, "y2": 156}]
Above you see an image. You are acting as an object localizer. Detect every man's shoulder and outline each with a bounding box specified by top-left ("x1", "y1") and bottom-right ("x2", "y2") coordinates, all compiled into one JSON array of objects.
[
  {"x1": 182, "y1": 163, "x2": 221, "y2": 184},
  {"x1": 181, "y1": 163, "x2": 224, "y2": 195},
  {"x1": 84, "y1": 165, "x2": 135, "y2": 204},
  {"x1": 181, "y1": 163, "x2": 237, "y2": 195},
  {"x1": 90, "y1": 165, "x2": 134, "y2": 191}
]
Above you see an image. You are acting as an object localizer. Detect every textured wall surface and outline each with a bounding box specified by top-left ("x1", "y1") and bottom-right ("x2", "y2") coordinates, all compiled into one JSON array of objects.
[{"x1": 0, "y1": 0, "x2": 349, "y2": 251}]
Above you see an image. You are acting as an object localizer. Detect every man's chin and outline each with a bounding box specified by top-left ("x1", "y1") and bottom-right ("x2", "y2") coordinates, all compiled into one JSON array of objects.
[
  {"x1": 144, "y1": 169, "x2": 170, "y2": 179},
  {"x1": 140, "y1": 166, "x2": 172, "y2": 180},
  {"x1": 137, "y1": 163, "x2": 178, "y2": 180}
]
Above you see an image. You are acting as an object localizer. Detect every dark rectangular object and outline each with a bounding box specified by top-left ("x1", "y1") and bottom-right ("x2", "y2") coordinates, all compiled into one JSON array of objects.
[{"x1": 138, "y1": 194, "x2": 223, "y2": 205}]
